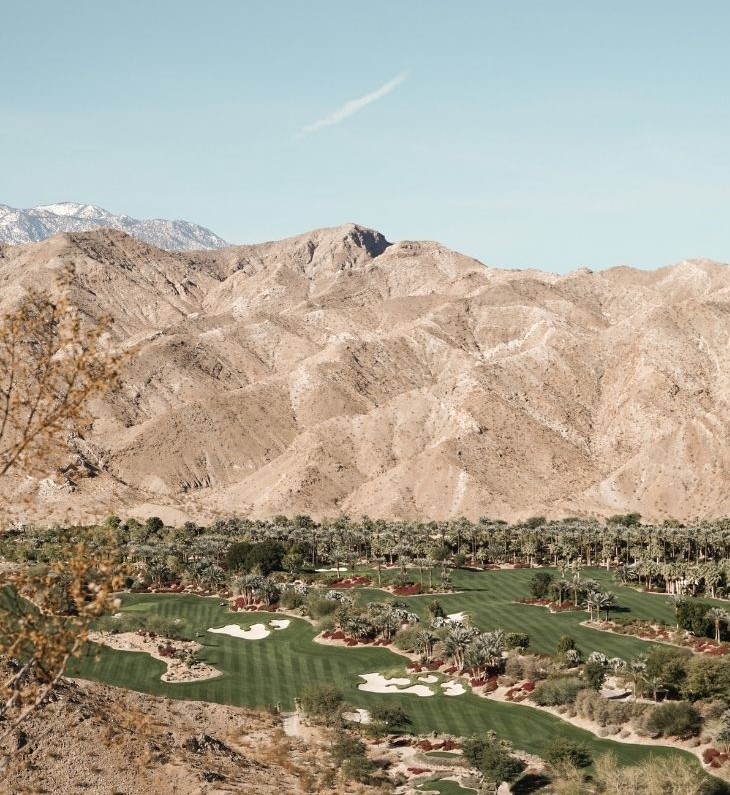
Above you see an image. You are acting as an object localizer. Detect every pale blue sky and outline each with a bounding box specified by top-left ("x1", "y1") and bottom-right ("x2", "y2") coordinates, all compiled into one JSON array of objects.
[{"x1": 2, "y1": 1, "x2": 729, "y2": 271}]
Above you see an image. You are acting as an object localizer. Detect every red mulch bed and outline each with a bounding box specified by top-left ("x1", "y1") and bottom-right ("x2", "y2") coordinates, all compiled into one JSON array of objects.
[
  {"x1": 391, "y1": 584, "x2": 423, "y2": 596},
  {"x1": 331, "y1": 576, "x2": 372, "y2": 588},
  {"x1": 703, "y1": 748, "x2": 730, "y2": 768}
]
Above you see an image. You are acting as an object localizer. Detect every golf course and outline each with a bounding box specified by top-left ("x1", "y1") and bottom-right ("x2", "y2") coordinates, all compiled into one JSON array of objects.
[{"x1": 69, "y1": 567, "x2": 707, "y2": 768}]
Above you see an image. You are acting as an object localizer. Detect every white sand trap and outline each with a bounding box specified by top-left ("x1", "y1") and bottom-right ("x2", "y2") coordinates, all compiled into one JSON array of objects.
[
  {"x1": 446, "y1": 612, "x2": 467, "y2": 623},
  {"x1": 208, "y1": 619, "x2": 291, "y2": 640},
  {"x1": 418, "y1": 674, "x2": 439, "y2": 683},
  {"x1": 441, "y1": 680, "x2": 466, "y2": 696},
  {"x1": 358, "y1": 672, "x2": 434, "y2": 697},
  {"x1": 316, "y1": 567, "x2": 343, "y2": 572},
  {"x1": 209, "y1": 623, "x2": 270, "y2": 640},
  {"x1": 343, "y1": 708, "x2": 371, "y2": 724}
]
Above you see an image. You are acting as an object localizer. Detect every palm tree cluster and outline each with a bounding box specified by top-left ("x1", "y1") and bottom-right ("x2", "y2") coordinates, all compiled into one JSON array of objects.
[{"x1": 4, "y1": 512, "x2": 730, "y2": 604}]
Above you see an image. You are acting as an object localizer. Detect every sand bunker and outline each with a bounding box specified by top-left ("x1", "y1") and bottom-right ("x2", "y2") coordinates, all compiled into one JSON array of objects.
[
  {"x1": 358, "y1": 673, "x2": 434, "y2": 697},
  {"x1": 88, "y1": 631, "x2": 220, "y2": 683},
  {"x1": 210, "y1": 623, "x2": 270, "y2": 640},
  {"x1": 440, "y1": 680, "x2": 466, "y2": 696},
  {"x1": 208, "y1": 618, "x2": 291, "y2": 640},
  {"x1": 418, "y1": 674, "x2": 439, "y2": 683},
  {"x1": 446, "y1": 612, "x2": 467, "y2": 623}
]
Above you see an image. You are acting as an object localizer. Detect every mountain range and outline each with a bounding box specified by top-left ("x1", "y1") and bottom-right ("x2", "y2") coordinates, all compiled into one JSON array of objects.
[
  {"x1": 0, "y1": 202, "x2": 227, "y2": 250},
  {"x1": 1, "y1": 223, "x2": 729, "y2": 525}
]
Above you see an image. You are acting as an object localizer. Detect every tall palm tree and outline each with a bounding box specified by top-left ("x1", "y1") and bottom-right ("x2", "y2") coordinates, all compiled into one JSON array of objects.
[
  {"x1": 706, "y1": 607, "x2": 730, "y2": 644},
  {"x1": 415, "y1": 629, "x2": 439, "y2": 662},
  {"x1": 444, "y1": 625, "x2": 474, "y2": 670},
  {"x1": 667, "y1": 594, "x2": 687, "y2": 628},
  {"x1": 628, "y1": 655, "x2": 647, "y2": 700},
  {"x1": 643, "y1": 675, "x2": 663, "y2": 702},
  {"x1": 593, "y1": 591, "x2": 616, "y2": 621}
]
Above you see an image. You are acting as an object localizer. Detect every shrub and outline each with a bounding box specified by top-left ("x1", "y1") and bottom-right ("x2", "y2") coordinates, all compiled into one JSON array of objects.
[
  {"x1": 683, "y1": 657, "x2": 730, "y2": 701},
  {"x1": 366, "y1": 704, "x2": 411, "y2": 738},
  {"x1": 584, "y1": 660, "x2": 606, "y2": 692},
  {"x1": 645, "y1": 646, "x2": 690, "y2": 699},
  {"x1": 544, "y1": 738, "x2": 592, "y2": 769},
  {"x1": 144, "y1": 614, "x2": 188, "y2": 640},
  {"x1": 306, "y1": 596, "x2": 338, "y2": 620},
  {"x1": 300, "y1": 684, "x2": 344, "y2": 721},
  {"x1": 531, "y1": 677, "x2": 584, "y2": 706},
  {"x1": 462, "y1": 735, "x2": 526, "y2": 784},
  {"x1": 392, "y1": 625, "x2": 423, "y2": 653},
  {"x1": 556, "y1": 635, "x2": 578, "y2": 656},
  {"x1": 331, "y1": 732, "x2": 375, "y2": 782},
  {"x1": 645, "y1": 702, "x2": 702, "y2": 739},
  {"x1": 505, "y1": 632, "x2": 530, "y2": 651},
  {"x1": 279, "y1": 589, "x2": 305, "y2": 610},
  {"x1": 530, "y1": 572, "x2": 554, "y2": 600},
  {"x1": 676, "y1": 601, "x2": 714, "y2": 640}
]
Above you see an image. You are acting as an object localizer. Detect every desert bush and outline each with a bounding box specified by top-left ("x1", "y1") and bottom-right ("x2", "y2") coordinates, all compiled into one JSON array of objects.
[
  {"x1": 504, "y1": 656, "x2": 524, "y2": 680},
  {"x1": 279, "y1": 589, "x2": 305, "y2": 610},
  {"x1": 505, "y1": 632, "x2": 530, "y2": 651},
  {"x1": 683, "y1": 657, "x2": 730, "y2": 701},
  {"x1": 544, "y1": 737, "x2": 592, "y2": 769},
  {"x1": 306, "y1": 595, "x2": 338, "y2": 620},
  {"x1": 143, "y1": 614, "x2": 188, "y2": 640},
  {"x1": 462, "y1": 734, "x2": 526, "y2": 784},
  {"x1": 531, "y1": 677, "x2": 584, "y2": 706},
  {"x1": 529, "y1": 571, "x2": 554, "y2": 599},
  {"x1": 330, "y1": 732, "x2": 375, "y2": 783},
  {"x1": 392, "y1": 625, "x2": 423, "y2": 653},
  {"x1": 300, "y1": 684, "x2": 345, "y2": 724},
  {"x1": 584, "y1": 660, "x2": 606, "y2": 691},
  {"x1": 644, "y1": 701, "x2": 702, "y2": 739}
]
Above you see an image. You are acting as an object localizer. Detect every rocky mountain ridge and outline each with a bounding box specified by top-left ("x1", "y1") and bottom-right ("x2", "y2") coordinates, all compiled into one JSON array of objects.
[{"x1": 0, "y1": 224, "x2": 728, "y2": 523}]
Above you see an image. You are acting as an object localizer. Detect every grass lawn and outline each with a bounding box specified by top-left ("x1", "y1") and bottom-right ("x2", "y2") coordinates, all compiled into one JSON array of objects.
[
  {"x1": 68, "y1": 586, "x2": 700, "y2": 768},
  {"x1": 417, "y1": 777, "x2": 477, "y2": 795},
  {"x1": 350, "y1": 566, "x2": 686, "y2": 659}
]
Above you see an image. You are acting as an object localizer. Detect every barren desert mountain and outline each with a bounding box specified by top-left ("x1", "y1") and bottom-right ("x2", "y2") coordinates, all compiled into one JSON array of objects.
[
  {"x1": 1, "y1": 225, "x2": 729, "y2": 523},
  {"x1": 0, "y1": 201, "x2": 227, "y2": 250}
]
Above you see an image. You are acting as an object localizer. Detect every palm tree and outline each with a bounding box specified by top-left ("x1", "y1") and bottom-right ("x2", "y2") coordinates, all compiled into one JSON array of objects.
[
  {"x1": 667, "y1": 594, "x2": 687, "y2": 628},
  {"x1": 199, "y1": 564, "x2": 226, "y2": 592},
  {"x1": 706, "y1": 607, "x2": 730, "y2": 644},
  {"x1": 628, "y1": 655, "x2": 647, "y2": 700},
  {"x1": 593, "y1": 591, "x2": 616, "y2": 621},
  {"x1": 444, "y1": 625, "x2": 474, "y2": 670},
  {"x1": 415, "y1": 629, "x2": 438, "y2": 662},
  {"x1": 643, "y1": 675, "x2": 663, "y2": 702}
]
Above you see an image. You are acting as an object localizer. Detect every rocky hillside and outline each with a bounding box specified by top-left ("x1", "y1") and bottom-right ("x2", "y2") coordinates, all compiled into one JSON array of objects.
[
  {"x1": 0, "y1": 678, "x2": 360, "y2": 795},
  {"x1": 0, "y1": 202, "x2": 227, "y2": 250},
  {"x1": 1, "y1": 225, "x2": 729, "y2": 523}
]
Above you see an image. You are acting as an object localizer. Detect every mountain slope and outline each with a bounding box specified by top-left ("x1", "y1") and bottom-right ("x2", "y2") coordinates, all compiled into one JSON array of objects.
[
  {"x1": 1, "y1": 225, "x2": 729, "y2": 523},
  {"x1": 0, "y1": 201, "x2": 227, "y2": 250}
]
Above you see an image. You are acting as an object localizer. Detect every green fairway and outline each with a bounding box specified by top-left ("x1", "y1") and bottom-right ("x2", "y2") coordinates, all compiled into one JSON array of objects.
[
  {"x1": 69, "y1": 586, "x2": 700, "y2": 767},
  {"x1": 351, "y1": 566, "x2": 683, "y2": 659}
]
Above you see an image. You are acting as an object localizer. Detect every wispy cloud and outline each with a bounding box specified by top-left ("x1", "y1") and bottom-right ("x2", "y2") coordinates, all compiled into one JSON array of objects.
[{"x1": 297, "y1": 72, "x2": 407, "y2": 137}]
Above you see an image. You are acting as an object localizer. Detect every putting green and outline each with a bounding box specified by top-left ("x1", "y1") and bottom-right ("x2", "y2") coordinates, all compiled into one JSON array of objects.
[{"x1": 68, "y1": 584, "x2": 699, "y2": 768}]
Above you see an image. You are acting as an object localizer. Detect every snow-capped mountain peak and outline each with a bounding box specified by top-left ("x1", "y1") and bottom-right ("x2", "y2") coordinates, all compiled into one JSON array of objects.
[{"x1": 0, "y1": 202, "x2": 228, "y2": 250}]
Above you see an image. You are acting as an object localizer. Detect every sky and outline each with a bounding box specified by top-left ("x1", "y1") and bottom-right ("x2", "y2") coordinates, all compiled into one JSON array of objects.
[{"x1": 2, "y1": 0, "x2": 729, "y2": 272}]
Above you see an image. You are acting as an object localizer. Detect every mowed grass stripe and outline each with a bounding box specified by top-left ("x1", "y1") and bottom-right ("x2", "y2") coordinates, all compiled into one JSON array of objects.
[{"x1": 67, "y1": 578, "x2": 705, "y2": 768}]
